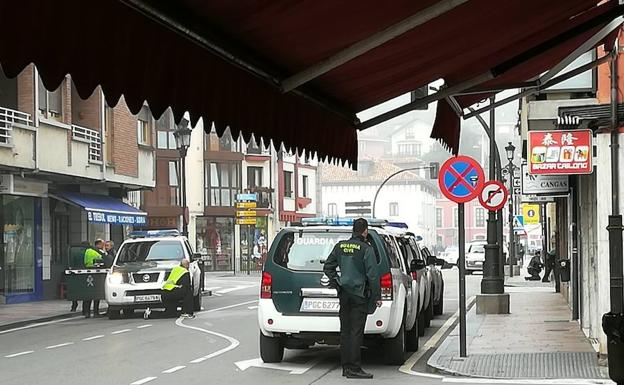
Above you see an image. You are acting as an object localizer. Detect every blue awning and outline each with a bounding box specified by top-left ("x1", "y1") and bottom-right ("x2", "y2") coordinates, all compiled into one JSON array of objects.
[{"x1": 52, "y1": 191, "x2": 147, "y2": 226}]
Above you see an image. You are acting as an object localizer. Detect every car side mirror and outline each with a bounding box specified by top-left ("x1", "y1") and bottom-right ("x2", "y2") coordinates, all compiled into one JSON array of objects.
[
  {"x1": 426, "y1": 256, "x2": 437, "y2": 265},
  {"x1": 435, "y1": 258, "x2": 445, "y2": 266},
  {"x1": 192, "y1": 253, "x2": 202, "y2": 262},
  {"x1": 411, "y1": 259, "x2": 426, "y2": 271}
]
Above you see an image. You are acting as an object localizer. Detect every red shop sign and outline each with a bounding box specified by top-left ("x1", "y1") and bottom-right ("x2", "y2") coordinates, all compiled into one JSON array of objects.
[{"x1": 528, "y1": 129, "x2": 593, "y2": 175}]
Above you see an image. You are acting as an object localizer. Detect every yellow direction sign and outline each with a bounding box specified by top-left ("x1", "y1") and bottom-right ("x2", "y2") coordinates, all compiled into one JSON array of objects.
[
  {"x1": 236, "y1": 202, "x2": 257, "y2": 209},
  {"x1": 522, "y1": 204, "x2": 540, "y2": 225},
  {"x1": 236, "y1": 210, "x2": 257, "y2": 217},
  {"x1": 236, "y1": 218, "x2": 256, "y2": 225}
]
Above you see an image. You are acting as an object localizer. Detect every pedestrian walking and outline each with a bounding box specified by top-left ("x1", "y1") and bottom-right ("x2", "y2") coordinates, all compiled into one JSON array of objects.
[
  {"x1": 146, "y1": 259, "x2": 194, "y2": 319},
  {"x1": 83, "y1": 239, "x2": 106, "y2": 318},
  {"x1": 323, "y1": 218, "x2": 381, "y2": 379}
]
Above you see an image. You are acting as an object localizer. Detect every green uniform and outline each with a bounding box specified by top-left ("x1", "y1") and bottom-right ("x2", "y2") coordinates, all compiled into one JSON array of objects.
[{"x1": 84, "y1": 247, "x2": 102, "y2": 268}]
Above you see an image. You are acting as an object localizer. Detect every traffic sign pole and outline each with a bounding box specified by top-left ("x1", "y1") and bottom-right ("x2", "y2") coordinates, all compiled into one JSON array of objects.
[{"x1": 458, "y1": 202, "x2": 467, "y2": 358}]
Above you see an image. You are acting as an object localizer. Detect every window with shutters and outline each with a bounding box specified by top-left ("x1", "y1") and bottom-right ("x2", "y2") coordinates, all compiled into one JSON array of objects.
[{"x1": 37, "y1": 75, "x2": 63, "y2": 119}]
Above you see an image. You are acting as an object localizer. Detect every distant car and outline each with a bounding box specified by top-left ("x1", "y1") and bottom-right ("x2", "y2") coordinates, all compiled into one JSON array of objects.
[
  {"x1": 465, "y1": 240, "x2": 487, "y2": 274},
  {"x1": 442, "y1": 245, "x2": 459, "y2": 266},
  {"x1": 420, "y1": 246, "x2": 445, "y2": 316}
]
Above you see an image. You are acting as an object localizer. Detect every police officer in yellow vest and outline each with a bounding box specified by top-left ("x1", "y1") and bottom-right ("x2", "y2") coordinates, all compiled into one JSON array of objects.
[
  {"x1": 161, "y1": 259, "x2": 195, "y2": 319},
  {"x1": 83, "y1": 239, "x2": 105, "y2": 318}
]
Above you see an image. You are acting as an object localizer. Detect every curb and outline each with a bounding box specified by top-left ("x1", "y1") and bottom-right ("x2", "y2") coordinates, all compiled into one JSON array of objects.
[{"x1": 0, "y1": 312, "x2": 81, "y2": 333}]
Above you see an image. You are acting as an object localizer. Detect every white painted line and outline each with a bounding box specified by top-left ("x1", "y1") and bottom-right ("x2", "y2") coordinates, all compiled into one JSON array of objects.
[
  {"x1": 137, "y1": 324, "x2": 152, "y2": 329},
  {"x1": 399, "y1": 296, "x2": 476, "y2": 379},
  {"x1": 162, "y1": 365, "x2": 186, "y2": 374},
  {"x1": 0, "y1": 316, "x2": 80, "y2": 335},
  {"x1": 82, "y1": 335, "x2": 104, "y2": 341},
  {"x1": 130, "y1": 376, "x2": 157, "y2": 385},
  {"x1": 215, "y1": 285, "x2": 255, "y2": 294},
  {"x1": 190, "y1": 356, "x2": 208, "y2": 364},
  {"x1": 4, "y1": 351, "x2": 34, "y2": 358},
  {"x1": 199, "y1": 299, "x2": 258, "y2": 314},
  {"x1": 235, "y1": 356, "x2": 325, "y2": 375},
  {"x1": 212, "y1": 293, "x2": 222, "y2": 297},
  {"x1": 248, "y1": 306, "x2": 258, "y2": 310},
  {"x1": 111, "y1": 329, "x2": 131, "y2": 335},
  {"x1": 46, "y1": 342, "x2": 74, "y2": 349},
  {"x1": 203, "y1": 287, "x2": 222, "y2": 291}
]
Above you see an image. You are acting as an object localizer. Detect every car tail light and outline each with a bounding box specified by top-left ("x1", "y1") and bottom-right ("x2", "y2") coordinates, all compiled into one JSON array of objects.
[
  {"x1": 380, "y1": 272, "x2": 393, "y2": 300},
  {"x1": 261, "y1": 271, "x2": 272, "y2": 299},
  {"x1": 411, "y1": 271, "x2": 418, "y2": 280}
]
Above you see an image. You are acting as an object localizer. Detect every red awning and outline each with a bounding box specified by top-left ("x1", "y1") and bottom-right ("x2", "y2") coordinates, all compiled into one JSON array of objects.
[{"x1": 0, "y1": 1, "x2": 621, "y2": 164}]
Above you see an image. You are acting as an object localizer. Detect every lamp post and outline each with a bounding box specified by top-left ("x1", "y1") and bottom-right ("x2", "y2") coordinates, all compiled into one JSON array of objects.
[
  {"x1": 505, "y1": 142, "x2": 516, "y2": 277},
  {"x1": 173, "y1": 118, "x2": 191, "y2": 237}
]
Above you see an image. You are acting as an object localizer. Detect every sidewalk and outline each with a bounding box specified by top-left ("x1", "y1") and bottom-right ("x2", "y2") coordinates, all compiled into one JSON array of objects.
[
  {"x1": 427, "y1": 272, "x2": 610, "y2": 380},
  {"x1": 0, "y1": 300, "x2": 82, "y2": 331}
]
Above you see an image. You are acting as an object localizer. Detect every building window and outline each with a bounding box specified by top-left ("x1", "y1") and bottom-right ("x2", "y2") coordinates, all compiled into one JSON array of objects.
[
  {"x1": 436, "y1": 208, "x2": 443, "y2": 228},
  {"x1": 206, "y1": 162, "x2": 241, "y2": 207},
  {"x1": 327, "y1": 203, "x2": 338, "y2": 217},
  {"x1": 283, "y1": 171, "x2": 293, "y2": 198},
  {"x1": 137, "y1": 106, "x2": 152, "y2": 146},
  {"x1": 195, "y1": 217, "x2": 235, "y2": 271},
  {"x1": 405, "y1": 127, "x2": 415, "y2": 139},
  {"x1": 168, "y1": 161, "x2": 179, "y2": 206},
  {"x1": 247, "y1": 166, "x2": 263, "y2": 189},
  {"x1": 475, "y1": 208, "x2": 486, "y2": 228},
  {"x1": 389, "y1": 202, "x2": 399, "y2": 217},
  {"x1": 302, "y1": 175, "x2": 309, "y2": 198},
  {"x1": 156, "y1": 112, "x2": 176, "y2": 150},
  {"x1": 398, "y1": 143, "x2": 422, "y2": 157},
  {"x1": 453, "y1": 207, "x2": 458, "y2": 228},
  {"x1": 38, "y1": 76, "x2": 62, "y2": 118}
]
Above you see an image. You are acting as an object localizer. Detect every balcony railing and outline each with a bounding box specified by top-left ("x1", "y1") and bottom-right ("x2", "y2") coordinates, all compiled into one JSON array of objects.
[
  {"x1": 0, "y1": 107, "x2": 32, "y2": 145},
  {"x1": 71, "y1": 124, "x2": 102, "y2": 162},
  {"x1": 245, "y1": 188, "x2": 273, "y2": 209}
]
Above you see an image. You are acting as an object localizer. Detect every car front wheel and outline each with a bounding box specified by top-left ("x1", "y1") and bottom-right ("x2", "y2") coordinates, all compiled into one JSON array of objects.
[{"x1": 260, "y1": 332, "x2": 284, "y2": 363}]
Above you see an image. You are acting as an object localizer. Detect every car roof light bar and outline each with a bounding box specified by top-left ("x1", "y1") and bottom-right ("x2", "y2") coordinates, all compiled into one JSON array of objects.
[{"x1": 128, "y1": 229, "x2": 180, "y2": 238}]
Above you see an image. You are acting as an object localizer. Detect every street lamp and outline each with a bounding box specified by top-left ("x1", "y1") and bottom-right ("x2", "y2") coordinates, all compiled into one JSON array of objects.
[
  {"x1": 505, "y1": 141, "x2": 516, "y2": 277},
  {"x1": 173, "y1": 117, "x2": 191, "y2": 237}
]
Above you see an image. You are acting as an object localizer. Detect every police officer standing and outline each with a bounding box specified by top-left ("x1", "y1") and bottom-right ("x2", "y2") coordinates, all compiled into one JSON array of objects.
[
  {"x1": 83, "y1": 239, "x2": 106, "y2": 318},
  {"x1": 324, "y1": 218, "x2": 381, "y2": 379}
]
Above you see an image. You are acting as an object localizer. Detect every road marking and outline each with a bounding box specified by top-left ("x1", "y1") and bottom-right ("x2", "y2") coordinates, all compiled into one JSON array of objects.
[
  {"x1": 399, "y1": 296, "x2": 476, "y2": 379},
  {"x1": 176, "y1": 300, "x2": 256, "y2": 364},
  {"x1": 247, "y1": 306, "x2": 258, "y2": 310},
  {"x1": 203, "y1": 286, "x2": 222, "y2": 291},
  {"x1": 215, "y1": 285, "x2": 255, "y2": 294},
  {"x1": 130, "y1": 376, "x2": 157, "y2": 385},
  {"x1": 162, "y1": 366, "x2": 186, "y2": 374},
  {"x1": 111, "y1": 329, "x2": 131, "y2": 335},
  {"x1": 5, "y1": 351, "x2": 34, "y2": 358},
  {"x1": 0, "y1": 316, "x2": 80, "y2": 335},
  {"x1": 235, "y1": 356, "x2": 325, "y2": 375},
  {"x1": 46, "y1": 342, "x2": 74, "y2": 349},
  {"x1": 137, "y1": 324, "x2": 152, "y2": 329},
  {"x1": 82, "y1": 335, "x2": 104, "y2": 341}
]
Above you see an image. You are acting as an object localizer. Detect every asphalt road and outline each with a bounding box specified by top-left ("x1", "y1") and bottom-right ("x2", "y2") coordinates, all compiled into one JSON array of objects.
[{"x1": 0, "y1": 271, "x2": 507, "y2": 385}]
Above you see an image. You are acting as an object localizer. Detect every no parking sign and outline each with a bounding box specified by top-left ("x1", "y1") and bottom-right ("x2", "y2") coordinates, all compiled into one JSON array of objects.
[{"x1": 438, "y1": 156, "x2": 485, "y2": 203}]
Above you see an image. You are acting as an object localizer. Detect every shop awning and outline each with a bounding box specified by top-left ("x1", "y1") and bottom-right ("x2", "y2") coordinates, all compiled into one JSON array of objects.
[
  {"x1": 1, "y1": 1, "x2": 622, "y2": 164},
  {"x1": 52, "y1": 192, "x2": 147, "y2": 226}
]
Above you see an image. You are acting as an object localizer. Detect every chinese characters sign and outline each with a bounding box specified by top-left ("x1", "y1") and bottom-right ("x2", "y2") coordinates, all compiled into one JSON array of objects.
[{"x1": 528, "y1": 130, "x2": 593, "y2": 175}]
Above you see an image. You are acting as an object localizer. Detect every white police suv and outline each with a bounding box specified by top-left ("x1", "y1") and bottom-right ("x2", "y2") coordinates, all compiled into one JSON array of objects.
[
  {"x1": 258, "y1": 218, "x2": 421, "y2": 365},
  {"x1": 105, "y1": 230, "x2": 202, "y2": 319}
]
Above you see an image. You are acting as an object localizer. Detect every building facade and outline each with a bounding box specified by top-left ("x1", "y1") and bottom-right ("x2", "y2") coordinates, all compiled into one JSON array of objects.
[{"x1": 0, "y1": 65, "x2": 154, "y2": 303}]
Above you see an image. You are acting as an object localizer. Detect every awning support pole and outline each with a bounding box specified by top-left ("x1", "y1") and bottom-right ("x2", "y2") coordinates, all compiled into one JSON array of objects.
[{"x1": 280, "y1": 0, "x2": 470, "y2": 93}]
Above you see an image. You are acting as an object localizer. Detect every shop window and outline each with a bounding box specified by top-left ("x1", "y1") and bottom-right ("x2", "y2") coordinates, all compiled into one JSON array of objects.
[
  {"x1": 38, "y1": 75, "x2": 63, "y2": 119},
  {"x1": 1, "y1": 196, "x2": 36, "y2": 296},
  {"x1": 206, "y1": 162, "x2": 241, "y2": 207},
  {"x1": 283, "y1": 171, "x2": 293, "y2": 198},
  {"x1": 195, "y1": 217, "x2": 234, "y2": 271}
]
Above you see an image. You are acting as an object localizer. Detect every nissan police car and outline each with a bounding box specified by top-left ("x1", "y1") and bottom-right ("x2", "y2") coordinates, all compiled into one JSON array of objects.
[
  {"x1": 258, "y1": 218, "x2": 423, "y2": 365},
  {"x1": 105, "y1": 230, "x2": 202, "y2": 319}
]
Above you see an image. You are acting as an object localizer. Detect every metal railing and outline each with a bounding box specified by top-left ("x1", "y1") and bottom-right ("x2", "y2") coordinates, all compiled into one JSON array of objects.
[
  {"x1": 71, "y1": 124, "x2": 102, "y2": 162},
  {"x1": 0, "y1": 106, "x2": 32, "y2": 144}
]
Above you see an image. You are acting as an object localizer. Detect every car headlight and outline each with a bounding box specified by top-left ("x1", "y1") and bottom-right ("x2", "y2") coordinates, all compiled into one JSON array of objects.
[{"x1": 108, "y1": 272, "x2": 124, "y2": 285}]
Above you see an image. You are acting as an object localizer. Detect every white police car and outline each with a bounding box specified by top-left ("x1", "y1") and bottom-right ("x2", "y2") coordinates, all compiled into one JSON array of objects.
[{"x1": 105, "y1": 230, "x2": 202, "y2": 319}]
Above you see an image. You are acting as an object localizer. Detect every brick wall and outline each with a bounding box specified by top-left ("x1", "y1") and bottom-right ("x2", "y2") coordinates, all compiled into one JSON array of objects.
[
  {"x1": 16, "y1": 64, "x2": 35, "y2": 117},
  {"x1": 111, "y1": 96, "x2": 139, "y2": 177},
  {"x1": 71, "y1": 85, "x2": 101, "y2": 129},
  {"x1": 61, "y1": 76, "x2": 72, "y2": 125}
]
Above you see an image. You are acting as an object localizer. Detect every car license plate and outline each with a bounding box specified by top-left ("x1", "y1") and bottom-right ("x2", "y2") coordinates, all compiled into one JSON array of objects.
[
  {"x1": 134, "y1": 294, "x2": 161, "y2": 303},
  {"x1": 300, "y1": 298, "x2": 340, "y2": 313}
]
